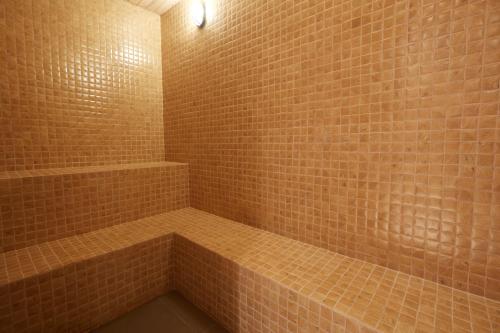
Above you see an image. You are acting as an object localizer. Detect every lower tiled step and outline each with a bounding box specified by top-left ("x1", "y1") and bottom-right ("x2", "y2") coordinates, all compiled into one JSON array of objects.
[
  {"x1": 1, "y1": 234, "x2": 174, "y2": 332},
  {"x1": 1, "y1": 208, "x2": 499, "y2": 333}
]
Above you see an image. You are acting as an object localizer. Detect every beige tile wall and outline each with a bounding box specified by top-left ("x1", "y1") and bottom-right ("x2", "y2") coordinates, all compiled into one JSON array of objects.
[
  {"x1": 0, "y1": 0, "x2": 165, "y2": 171},
  {"x1": 0, "y1": 162, "x2": 189, "y2": 252},
  {"x1": 162, "y1": 0, "x2": 500, "y2": 300}
]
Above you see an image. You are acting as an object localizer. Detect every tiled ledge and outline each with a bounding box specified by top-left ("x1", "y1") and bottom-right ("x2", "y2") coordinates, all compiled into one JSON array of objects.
[
  {"x1": 1, "y1": 233, "x2": 174, "y2": 332},
  {"x1": 1, "y1": 208, "x2": 499, "y2": 333},
  {"x1": 0, "y1": 162, "x2": 187, "y2": 180},
  {"x1": 0, "y1": 162, "x2": 189, "y2": 251}
]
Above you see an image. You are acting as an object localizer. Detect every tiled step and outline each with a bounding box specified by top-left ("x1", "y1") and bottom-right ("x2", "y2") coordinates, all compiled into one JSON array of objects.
[
  {"x1": 0, "y1": 162, "x2": 189, "y2": 252},
  {"x1": 1, "y1": 234, "x2": 174, "y2": 332},
  {"x1": 1, "y1": 208, "x2": 499, "y2": 333}
]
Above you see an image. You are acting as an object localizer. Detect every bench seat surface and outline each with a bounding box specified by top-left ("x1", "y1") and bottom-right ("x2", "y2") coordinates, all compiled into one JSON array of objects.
[{"x1": 1, "y1": 208, "x2": 499, "y2": 333}]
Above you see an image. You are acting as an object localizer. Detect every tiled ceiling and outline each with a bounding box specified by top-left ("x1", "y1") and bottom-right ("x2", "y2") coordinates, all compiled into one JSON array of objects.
[{"x1": 126, "y1": 0, "x2": 180, "y2": 15}]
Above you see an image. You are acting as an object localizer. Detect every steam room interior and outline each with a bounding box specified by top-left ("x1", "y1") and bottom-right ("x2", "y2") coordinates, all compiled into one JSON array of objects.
[{"x1": 1, "y1": 0, "x2": 499, "y2": 332}]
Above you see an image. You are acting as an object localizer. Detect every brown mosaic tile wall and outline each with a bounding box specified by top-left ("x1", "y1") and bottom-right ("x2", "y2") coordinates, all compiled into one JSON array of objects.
[
  {"x1": 0, "y1": 162, "x2": 189, "y2": 252},
  {"x1": 162, "y1": 0, "x2": 500, "y2": 300},
  {"x1": 0, "y1": 234, "x2": 173, "y2": 333},
  {"x1": 0, "y1": 0, "x2": 165, "y2": 172}
]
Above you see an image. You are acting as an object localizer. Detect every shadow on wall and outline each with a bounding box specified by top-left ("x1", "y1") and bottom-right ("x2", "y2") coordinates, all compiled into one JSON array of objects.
[{"x1": 173, "y1": 235, "x2": 241, "y2": 331}]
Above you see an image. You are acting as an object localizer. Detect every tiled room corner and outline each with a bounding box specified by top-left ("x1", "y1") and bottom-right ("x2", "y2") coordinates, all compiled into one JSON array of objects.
[
  {"x1": 1, "y1": 0, "x2": 499, "y2": 332},
  {"x1": 162, "y1": 0, "x2": 500, "y2": 302}
]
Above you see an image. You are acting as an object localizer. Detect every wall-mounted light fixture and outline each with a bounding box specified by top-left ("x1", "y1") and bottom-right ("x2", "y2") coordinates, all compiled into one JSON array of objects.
[{"x1": 191, "y1": 1, "x2": 206, "y2": 28}]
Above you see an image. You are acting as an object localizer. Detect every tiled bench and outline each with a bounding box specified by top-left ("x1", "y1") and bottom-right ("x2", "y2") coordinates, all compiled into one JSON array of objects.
[
  {"x1": 0, "y1": 162, "x2": 189, "y2": 332},
  {"x1": 0, "y1": 162, "x2": 189, "y2": 251},
  {"x1": 1, "y1": 208, "x2": 499, "y2": 333}
]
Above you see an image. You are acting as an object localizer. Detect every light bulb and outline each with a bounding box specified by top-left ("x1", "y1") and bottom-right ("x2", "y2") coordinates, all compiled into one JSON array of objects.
[{"x1": 191, "y1": 1, "x2": 206, "y2": 28}]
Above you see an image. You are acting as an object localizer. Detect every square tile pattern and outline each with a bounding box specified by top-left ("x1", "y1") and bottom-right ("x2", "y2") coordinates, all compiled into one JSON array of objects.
[
  {"x1": 1, "y1": 233, "x2": 174, "y2": 332},
  {"x1": 0, "y1": 0, "x2": 499, "y2": 332},
  {"x1": 162, "y1": 0, "x2": 500, "y2": 300},
  {"x1": 1, "y1": 208, "x2": 499, "y2": 333},
  {"x1": 0, "y1": 0, "x2": 165, "y2": 171},
  {"x1": 0, "y1": 162, "x2": 189, "y2": 252}
]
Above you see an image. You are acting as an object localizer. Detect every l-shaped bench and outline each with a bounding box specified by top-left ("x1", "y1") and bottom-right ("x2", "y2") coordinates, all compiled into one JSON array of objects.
[{"x1": 1, "y1": 208, "x2": 499, "y2": 333}]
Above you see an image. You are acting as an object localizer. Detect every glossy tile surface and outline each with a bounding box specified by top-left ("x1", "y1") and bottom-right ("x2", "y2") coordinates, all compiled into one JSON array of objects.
[
  {"x1": 1, "y1": 234, "x2": 174, "y2": 332},
  {"x1": 0, "y1": 162, "x2": 189, "y2": 251},
  {"x1": 1, "y1": 208, "x2": 499, "y2": 332},
  {"x1": 0, "y1": 0, "x2": 165, "y2": 171},
  {"x1": 162, "y1": 0, "x2": 500, "y2": 300}
]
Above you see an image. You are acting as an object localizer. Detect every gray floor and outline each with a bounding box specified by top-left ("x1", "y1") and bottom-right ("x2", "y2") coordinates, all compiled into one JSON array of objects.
[{"x1": 93, "y1": 292, "x2": 228, "y2": 333}]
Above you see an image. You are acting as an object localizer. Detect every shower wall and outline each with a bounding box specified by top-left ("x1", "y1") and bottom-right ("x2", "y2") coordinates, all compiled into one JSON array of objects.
[
  {"x1": 162, "y1": 0, "x2": 500, "y2": 300},
  {"x1": 0, "y1": 0, "x2": 164, "y2": 171}
]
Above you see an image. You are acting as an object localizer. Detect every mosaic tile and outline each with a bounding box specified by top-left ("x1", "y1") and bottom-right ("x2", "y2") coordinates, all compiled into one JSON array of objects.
[
  {"x1": 1, "y1": 208, "x2": 498, "y2": 332},
  {"x1": 161, "y1": 0, "x2": 500, "y2": 301},
  {"x1": 0, "y1": 0, "x2": 165, "y2": 171},
  {"x1": 0, "y1": 162, "x2": 189, "y2": 251}
]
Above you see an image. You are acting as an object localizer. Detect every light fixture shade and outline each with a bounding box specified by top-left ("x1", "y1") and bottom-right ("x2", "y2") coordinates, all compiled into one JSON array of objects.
[{"x1": 191, "y1": 1, "x2": 206, "y2": 27}]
